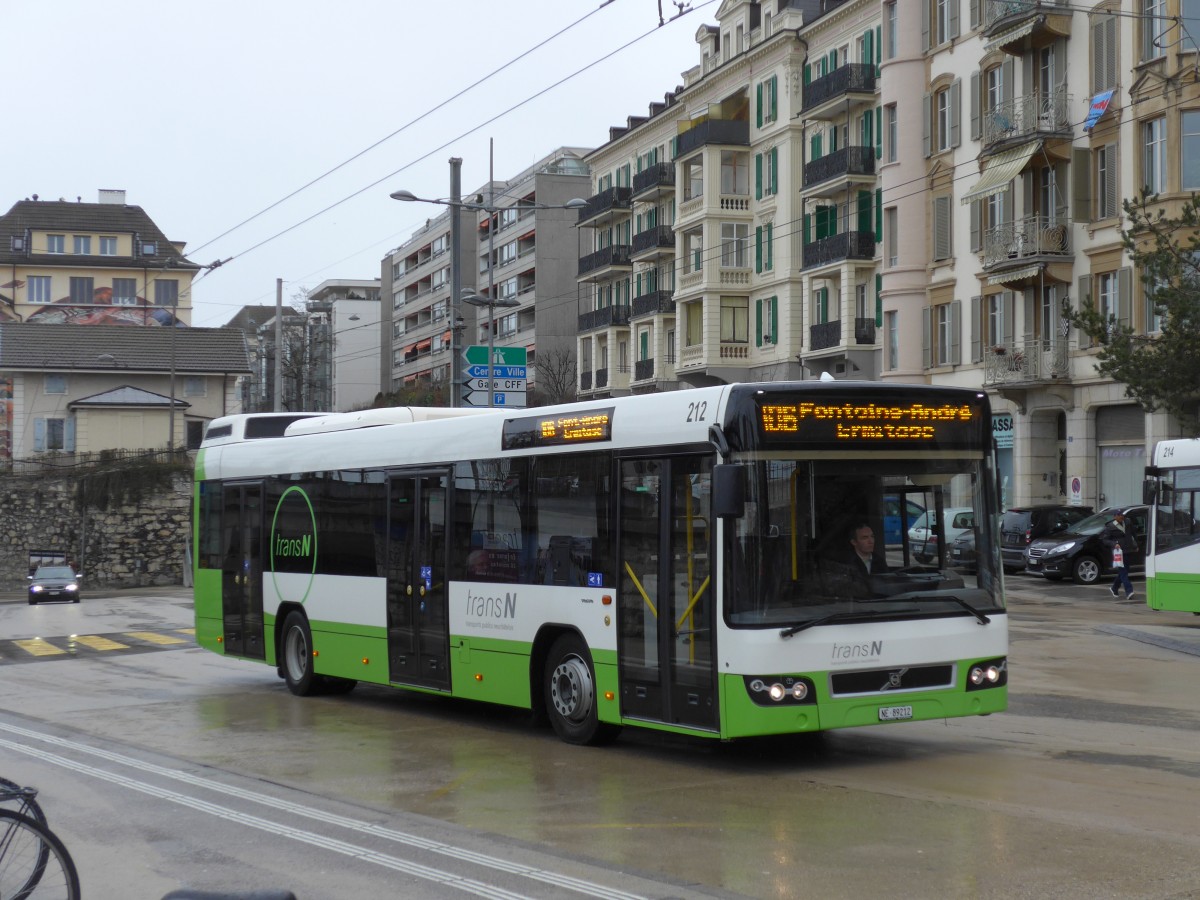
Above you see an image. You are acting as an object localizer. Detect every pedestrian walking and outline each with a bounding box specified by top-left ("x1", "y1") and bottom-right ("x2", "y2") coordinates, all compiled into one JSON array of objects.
[{"x1": 1101, "y1": 512, "x2": 1137, "y2": 599}]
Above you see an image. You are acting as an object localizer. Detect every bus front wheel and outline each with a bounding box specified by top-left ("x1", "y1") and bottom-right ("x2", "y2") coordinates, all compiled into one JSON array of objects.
[
  {"x1": 281, "y1": 611, "x2": 321, "y2": 696},
  {"x1": 544, "y1": 634, "x2": 619, "y2": 745}
]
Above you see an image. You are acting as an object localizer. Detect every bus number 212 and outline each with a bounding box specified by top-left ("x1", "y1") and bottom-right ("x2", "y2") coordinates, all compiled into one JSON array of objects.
[{"x1": 686, "y1": 401, "x2": 708, "y2": 422}]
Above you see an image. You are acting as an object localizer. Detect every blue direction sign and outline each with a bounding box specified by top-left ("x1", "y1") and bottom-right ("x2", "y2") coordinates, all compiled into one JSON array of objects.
[
  {"x1": 465, "y1": 364, "x2": 527, "y2": 379},
  {"x1": 462, "y1": 388, "x2": 527, "y2": 407}
]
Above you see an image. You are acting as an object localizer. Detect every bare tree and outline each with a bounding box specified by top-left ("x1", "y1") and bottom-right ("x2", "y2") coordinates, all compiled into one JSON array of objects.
[{"x1": 530, "y1": 347, "x2": 578, "y2": 407}]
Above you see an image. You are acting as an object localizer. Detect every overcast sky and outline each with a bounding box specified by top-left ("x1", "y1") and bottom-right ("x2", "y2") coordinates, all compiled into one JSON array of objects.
[{"x1": 6, "y1": 0, "x2": 713, "y2": 327}]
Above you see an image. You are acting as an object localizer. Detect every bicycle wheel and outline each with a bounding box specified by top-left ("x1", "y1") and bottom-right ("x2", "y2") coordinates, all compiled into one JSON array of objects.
[
  {"x1": 0, "y1": 809, "x2": 80, "y2": 899},
  {"x1": 0, "y1": 778, "x2": 47, "y2": 828}
]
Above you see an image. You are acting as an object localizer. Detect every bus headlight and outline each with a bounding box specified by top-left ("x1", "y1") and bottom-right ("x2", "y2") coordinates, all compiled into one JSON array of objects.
[
  {"x1": 744, "y1": 675, "x2": 816, "y2": 706},
  {"x1": 966, "y1": 658, "x2": 1007, "y2": 690}
]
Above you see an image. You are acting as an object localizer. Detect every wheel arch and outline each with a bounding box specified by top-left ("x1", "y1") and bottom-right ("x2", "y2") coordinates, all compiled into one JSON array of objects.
[
  {"x1": 273, "y1": 601, "x2": 309, "y2": 670},
  {"x1": 528, "y1": 623, "x2": 587, "y2": 720}
]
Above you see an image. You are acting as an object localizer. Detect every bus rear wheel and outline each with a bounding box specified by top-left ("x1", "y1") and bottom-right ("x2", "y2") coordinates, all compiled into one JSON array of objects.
[
  {"x1": 544, "y1": 634, "x2": 619, "y2": 745},
  {"x1": 281, "y1": 611, "x2": 321, "y2": 696}
]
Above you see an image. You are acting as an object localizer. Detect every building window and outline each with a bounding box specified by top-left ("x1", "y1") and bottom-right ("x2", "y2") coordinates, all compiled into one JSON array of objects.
[
  {"x1": 721, "y1": 151, "x2": 749, "y2": 194},
  {"x1": 1183, "y1": 110, "x2": 1200, "y2": 190},
  {"x1": 1097, "y1": 271, "x2": 1117, "y2": 323},
  {"x1": 28, "y1": 275, "x2": 52, "y2": 303},
  {"x1": 758, "y1": 75, "x2": 778, "y2": 126},
  {"x1": 684, "y1": 157, "x2": 704, "y2": 200},
  {"x1": 935, "y1": 0, "x2": 958, "y2": 45},
  {"x1": 885, "y1": 208, "x2": 898, "y2": 267},
  {"x1": 184, "y1": 376, "x2": 206, "y2": 397},
  {"x1": 720, "y1": 223, "x2": 749, "y2": 268},
  {"x1": 46, "y1": 234, "x2": 64, "y2": 254},
  {"x1": 885, "y1": 2, "x2": 897, "y2": 58},
  {"x1": 73, "y1": 235, "x2": 91, "y2": 255},
  {"x1": 1184, "y1": 0, "x2": 1200, "y2": 49},
  {"x1": 1143, "y1": 117, "x2": 1167, "y2": 194},
  {"x1": 720, "y1": 296, "x2": 748, "y2": 343},
  {"x1": 924, "y1": 301, "x2": 960, "y2": 367},
  {"x1": 113, "y1": 278, "x2": 138, "y2": 305},
  {"x1": 1143, "y1": 0, "x2": 1167, "y2": 59},
  {"x1": 685, "y1": 228, "x2": 704, "y2": 273},
  {"x1": 99, "y1": 236, "x2": 117, "y2": 256},
  {"x1": 684, "y1": 300, "x2": 703, "y2": 346},
  {"x1": 987, "y1": 293, "x2": 1007, "y2": 346},
  {"x1": 755, "y1": 222, "x2": 775, "y2": 273},
  {"x1": 756, "y1": 295, "x2": 777, "y2": 346},
  {"x1": 936, "y1": 87, "x2": 952, "y2": 151},
  {"x1": 45, "y1": 374, "x2": 67, "y2": 394},
  {"x1": 498, "y1": 241, "x2": 517, "y2": 265},
  {"x1": 885, "y1": 311, "x2": 898, "y2": 370},
  {"x1": 69, "y1": 277, "x2": 94, "y2": 303},
  {"x1": 36, "y1": 418, "x2": 69, "y2": 452},
  {"x1": 1096, "y1": 143, "x2": 1119, "y2": 219},
  {"x1": 155, "y1": 279, "x2": 179, "y2": 307},
  {"x1": 936, "y1": 303, "x2": 952, "y2": 365},
  {"x1": 885, "y1": 104, "x2": 897, "y2": 162},
  {"x1": 1092, "y1": 13, "x2": 1118, "y2": 93}
]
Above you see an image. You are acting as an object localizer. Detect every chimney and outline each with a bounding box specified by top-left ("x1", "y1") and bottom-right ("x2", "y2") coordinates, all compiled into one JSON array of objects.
[{"x1": 98, "y1": 189, "x2": 127, "y2": 205}]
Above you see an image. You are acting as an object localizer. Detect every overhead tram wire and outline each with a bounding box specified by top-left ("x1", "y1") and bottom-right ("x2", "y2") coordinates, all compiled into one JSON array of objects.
[{"x1": 188, "y1": 1, "x2": 617, "y2": 259}]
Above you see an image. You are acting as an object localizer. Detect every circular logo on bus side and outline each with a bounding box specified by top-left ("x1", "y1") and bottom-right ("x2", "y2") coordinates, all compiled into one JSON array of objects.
[{"x1": 270, "y1": 486, "x2": 318, "y2": 604}]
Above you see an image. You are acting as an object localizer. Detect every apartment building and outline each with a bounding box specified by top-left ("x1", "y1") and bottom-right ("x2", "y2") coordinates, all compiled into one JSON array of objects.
[
  {"x1": 576, "y1": 0, "x2": 883, "y2": 398},
  {"x1": 380, "y1": 148, "x2": 590, "y2": 405},
  {"x1": 910, "y1": 0, "x2": 1200, "y2": 510},
  {"x1": 304, "y1": 279, "x2": 381, "y2": 412}
]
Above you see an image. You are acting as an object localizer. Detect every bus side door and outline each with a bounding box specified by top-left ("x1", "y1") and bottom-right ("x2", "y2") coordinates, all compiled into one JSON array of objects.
[
  {"x1": 617, "y1": 456, "x2": 717, "y2": 731},
  {"x1": 386, "y1": 471, "x2": 451, "y2": 690},
  {"x1": 221, "y1": 482, "x2": 265, "y2": 659}
]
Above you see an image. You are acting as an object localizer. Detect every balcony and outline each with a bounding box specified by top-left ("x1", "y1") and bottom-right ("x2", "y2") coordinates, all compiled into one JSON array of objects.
[
  {"x1": 631, "y1": 225, "x2": 675, "y2": 260},
  {"x1": 577, "y1": 187, "x2": 632, "y2": 226},
  {"x1": 631, "y1": 290, "x2": 674, "y2": 319},
  {"x1": 983, "y1": 215, "x2": 1072, "y2": 271},
  {"x1": 804, "y1": 63, "x2": 876, "y2": 119},
  {"x1": 634, "y1": 358, "x2": 655, "y2": 381},
  {"x1": 982, "y1": 91, "x2": 1073, "y2": 150},
  {"x1": 983, "y1": 340, "x2": 1069, "y2": 386},
  {"x1": 802, "y1": 231, "x2": 876, "y2": 270},
  {"x1": 578, "y1": 304, "x2": 631, "y2": 333},
  {"x1": 983, "y1": 0, "x2": 1072, "y2": 50},
  {"x1": 595, "y1": 368, "x2": 609, "y2": 390},
  {"x1": 674, "y1": 119, "x2": 750, "y2": 159},
  {"x1": 580, "y1": 370, "x2": 592, "y2": 391},
  {"x1": 803, "y1": 146, "x2": 876, "y2": 195},
  {"x1": 854, "y1": 318, "x2": 877, "y2": 344},
  {"x1": 577, "y1": 245, "x2": 632, "y2": 281},
  {"x1": 632, "y1": 162, "x2": 675, "y2": 200},
  {"x1": 810, "y1": 320, "x2": 841, "y2": 352}
]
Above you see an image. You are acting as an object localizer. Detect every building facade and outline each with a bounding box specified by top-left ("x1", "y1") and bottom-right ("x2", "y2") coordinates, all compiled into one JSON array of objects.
[
  {"x1": 380, "y1": 148, "x2": 591, "y2": 406},
  {"x1": 304, "y1": 279, "x2": 381, "y2": 412}
]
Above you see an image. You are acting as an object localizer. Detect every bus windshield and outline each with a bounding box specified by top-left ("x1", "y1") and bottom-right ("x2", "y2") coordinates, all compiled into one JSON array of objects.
[{"x1": 723, "y1": 454, "x2": 1002, "y2": 629}]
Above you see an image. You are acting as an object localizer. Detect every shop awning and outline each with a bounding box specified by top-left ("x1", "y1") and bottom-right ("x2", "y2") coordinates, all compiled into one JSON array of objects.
[
  {"x1": 961, "y1": 142, "x2": 1041, "y2": 205},
  {"x1": 988, "y1": 264, "x2": 1043, "y2": 286},
  {"x1": 984, "y1": 18, "x2": 1038, "y2": 52}
]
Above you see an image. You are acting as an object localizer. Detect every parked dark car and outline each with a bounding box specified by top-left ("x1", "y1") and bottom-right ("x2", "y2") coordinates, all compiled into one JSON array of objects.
[
  {"x1": 949, "y1": 530, "x2": 977, "y2": 572},
  {"x1": 27, "y1": 565, "x2": 81, "y2": 605},
  {"x1": 999, "y1": 504, "x2": 1094, "y2": 572},
  {"x1": 1024, "y1": 505, "x2": 1149, "y2": 584}
]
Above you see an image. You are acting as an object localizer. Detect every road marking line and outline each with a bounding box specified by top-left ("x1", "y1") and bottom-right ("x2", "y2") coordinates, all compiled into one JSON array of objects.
[
  {"x1": 0, "y1": 721, "x2": 647, "y2": 900},
  {"x1": 13, "y1": 638, "x2": 65, "y2": 656},
  {"x1": 71, "y1": 635, "x2": 129, "y2": 651},
  {"x1": 124, "y1": 631, "x2": 187, "y2": 645}
]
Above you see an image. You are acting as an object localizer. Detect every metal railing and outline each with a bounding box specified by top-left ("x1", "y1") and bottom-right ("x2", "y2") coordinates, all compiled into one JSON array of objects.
[
  {"x1": 578, "y1": 304, "x2": 632, "y2": 332},
  {"x1": 802, "y1": 231, "x2": 876, "y2": 269},
  {"x1": 632, "y1": 290, "x2": 674, "y2": 318},
  {"x1": 804, "y1": 63, "x2": 876, "y2": 111},
  {"x1": 804, "y1": 146, "x2": 876, "y2": 188},
  {"x1": 633, "y1": 162, "x2": 675, "y2": 196},
  {"x1": 983, "y1": 0, "x2": 1066, "y2": 31},
  {"x1": 982, "y1": 339, "x2": 1070, "y2": 384},
  {"x1": 674, "y1": 119, "x2": 750, "y2": 158},
  {"x1": 983, "y1": 215, "x2": 1071, "y2": 268},
  {"x1": 632, "y1": 225, "x2": 675, "y2": 256},
  {"x1": 982, "y1": 91, "x2": 1073, "y2": 147},
  {"x1": 577, "y1": 187, "x2": 632, "y2": 224},
  {"x1": 578, "y1": 245, "x2": 632, "y2": 277}
]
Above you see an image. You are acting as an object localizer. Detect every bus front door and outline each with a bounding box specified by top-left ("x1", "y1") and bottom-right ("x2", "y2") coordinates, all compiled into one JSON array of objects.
[
  {"x1": 221, "y1": 482, "x2": 265, "y2": 659},
  {"x1": 386, "y1": 472, "x2": 451, "y2": 690},
  {"x1": 618, "y1": 457, "x2": 717, "y2": 732}
]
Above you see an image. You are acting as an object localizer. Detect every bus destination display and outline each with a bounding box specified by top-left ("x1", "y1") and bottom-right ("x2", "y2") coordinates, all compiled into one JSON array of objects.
[
  {"x1": 757, "y1": 398, "x2": 982, "y2": 449},
  {"x1": 503, "y1": 407, "x2": 615, "y2": 450}
]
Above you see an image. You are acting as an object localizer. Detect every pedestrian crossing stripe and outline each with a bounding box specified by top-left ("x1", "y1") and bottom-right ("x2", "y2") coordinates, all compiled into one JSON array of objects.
[{"x1": 0, "y1": 630, "x2": 195, "y2": 664}]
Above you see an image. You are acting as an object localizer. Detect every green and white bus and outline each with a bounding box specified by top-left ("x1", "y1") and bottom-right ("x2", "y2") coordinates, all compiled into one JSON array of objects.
[
  {"x1": 1144, "y1": 438, "x2": 1200, "y2": 613},
  {"x1": 193, "y1": 382, "x2": 1007, "y2": 744}
]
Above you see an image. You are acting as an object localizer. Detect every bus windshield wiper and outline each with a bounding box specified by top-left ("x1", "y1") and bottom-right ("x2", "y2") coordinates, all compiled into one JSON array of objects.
[
  {"x1": 780, "y1": 607, "x2": 920, "y2": 639},
  {"x1": 944, "y1": 595, "x2": 991, "y2": 624}
]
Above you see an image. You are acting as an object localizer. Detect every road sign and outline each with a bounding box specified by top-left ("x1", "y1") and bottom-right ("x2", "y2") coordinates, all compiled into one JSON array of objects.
[
  {"x1": 461, "y1": 388, "x2": 527, "y2": 407},
  {"x1": 465, "y1": 364, "x2": 527, "y2": 380},
  {"x1": 464, "y1": 345, "x2": 527, "y2": 367},
  {"x1": 467, "y1": 377, "x2": 527, "y2": 393}
]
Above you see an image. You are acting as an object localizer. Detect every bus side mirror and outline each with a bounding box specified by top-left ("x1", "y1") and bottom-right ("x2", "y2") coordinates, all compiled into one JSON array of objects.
[
  {"x1": 713, "y1": 464, "x2": 745, "y2": 519},
  {"x1": 1143, "y1": 478, "x2": 1159, "y2": 506}
]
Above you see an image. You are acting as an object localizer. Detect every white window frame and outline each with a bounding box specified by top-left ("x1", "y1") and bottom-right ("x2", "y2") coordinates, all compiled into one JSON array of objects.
[
  {"x1": 721, "y1": 151, "x2": 750, "y2": 195},
  {"x1": 28, "y1": 275, "x2": 52, "y2": 303},
  {"x1": 1183, "y1": 110, "x2": 1200, "y2": 190},
  {"x1": 46, "y1": 234, "x2": 64, "y2": 254},
  {"x1": 112, "y1": 278, "x2": 138, "y2": 306},
  {"x1": 1143, "y1": 116, "x2": 1167, "y2": 194},
  {"x1": 936, "y1": 303, "x2": 952, "y2": 366},
  {"x1": 720, "y1": 223, "x2": 749, "y2": 268},
  {"x1": 73, "y1": 235, "x2": 91, "y2": 255},
  {"x1": 720, "y1": 296, "x2": 749, "y2": 343},
  {"x1": 99, "y1": 236, "x2": 117, "y2": 256}
]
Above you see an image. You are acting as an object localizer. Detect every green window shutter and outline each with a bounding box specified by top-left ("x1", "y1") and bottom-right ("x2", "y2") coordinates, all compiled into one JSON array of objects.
[
  {"x1": 811, "y1": 133, "x2": 822, "y2": 160},
  {"x1": 875, "y1": 106, "x2": 882, "y2": 159},
  {"x1": 803, "y1": 63, "x2": 811, "y2": 85},
  {"x1": 766, "y1": 222, "x2": 774, "y2": 271},
  {"x1": 857, "y1": 191, "x2": 871, "y2": 234},
  {"x1": 875, "y1": 188, "x2": 883, "y2": 241},
  {"x1": 875, "y1": 274, "x2": 883, "y2": 327},
  {"x1": 756, "y1": 299, "x2": 763, "y2": 347},
  {"x1": 756, "y1": 82, "x2": 764, "y2": 128},
  {"x1": 755, "y1": 153, "x2": 763, "y2": 199},
  {"x1": 640, "y1": 330, "x2": 649, "y2": 359},
  {"x1": 814, "y1": 207, "x2": 826, "y2": 240},
  {"x1": 771, "y1": 296, "x2": 779, "y2": 344},
  {"x1": 755, "y1": 226, "x2": 763, "y2": 273},
  {"x1": 803, "y1": 213, "x2": 811, "y2": 245},
  {"x1": 875, "y1": 25, "x2": 882, "y2": 71},
  {"x1": 769, "y1": 148, "x2": 778, "y2": 195},
  {"x1": 828, "y1": 49, "x2": 837, "y2": 71},
  {"x1": 636, "y1": 272, "x2": 642, "y2": 295},
  {"x1": 864, "y1": 30, "x2": 874, "y2": 67},
  {"x1": 770, "y1": 76, "x2": 777, "y2": 121}
]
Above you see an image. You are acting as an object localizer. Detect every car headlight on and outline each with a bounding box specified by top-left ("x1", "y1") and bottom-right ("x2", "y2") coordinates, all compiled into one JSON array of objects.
[
  {"x1": 64, "y1": 583, "x2": 78, "y2": 592},
  {"x1": 30, "y1": 585, "x2": 44, "y2": 593},
  {"x1": 1046, "y1": 541, "x2": 1076, "y2": 556}
]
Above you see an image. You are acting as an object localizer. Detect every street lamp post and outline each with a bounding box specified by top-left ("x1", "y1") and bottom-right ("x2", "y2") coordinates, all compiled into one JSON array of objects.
[{"x1": 460, "y1": 289, "x2": 520, "y2": 407}]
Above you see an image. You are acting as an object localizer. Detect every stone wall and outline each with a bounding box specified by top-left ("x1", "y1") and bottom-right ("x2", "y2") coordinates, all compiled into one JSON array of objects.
[{"x1": 0, "y1": 470, "x2": 191, "y2": 590}]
